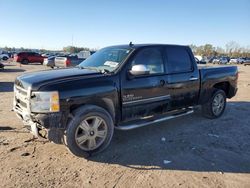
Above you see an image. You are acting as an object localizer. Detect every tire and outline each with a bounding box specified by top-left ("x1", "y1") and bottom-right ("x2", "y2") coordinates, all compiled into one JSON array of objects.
[
  {"x1": 21, "y1": 59, "x2": 29, "y2": 64},
  {"x1": 2, "y1": 56, "x2": 8, "y2": 61},
  {"x1": 65, "y1": 105, "x2": 114, "y2": 158},
  {"x1": 202, "y1": 89, "x2": 226, "y2": 119}
]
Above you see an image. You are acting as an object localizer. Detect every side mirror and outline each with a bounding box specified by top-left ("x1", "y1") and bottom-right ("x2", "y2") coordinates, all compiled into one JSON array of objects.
[{"x1": 129, "y1": 64, "x2": 150, "y2": 76}]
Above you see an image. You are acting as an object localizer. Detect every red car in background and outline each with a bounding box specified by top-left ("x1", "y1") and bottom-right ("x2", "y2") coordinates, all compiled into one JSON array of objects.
[{"x1": 14, "y1": 52, "x2": 44, "y2": 64}]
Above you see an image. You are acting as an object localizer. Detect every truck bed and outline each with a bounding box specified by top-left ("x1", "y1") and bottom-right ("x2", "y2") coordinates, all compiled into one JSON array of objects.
[{"x1": 198, "y1": 65, "x2": 238, "y2": 104}]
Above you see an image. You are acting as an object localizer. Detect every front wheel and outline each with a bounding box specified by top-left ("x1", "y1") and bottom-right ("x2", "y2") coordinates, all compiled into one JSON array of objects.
[
  {"x1": 65, "y1": 105, "x2": 114, "y2": 158},
  {"x1": 202, "y1": 89, "x2": 226, "y2": 119}
]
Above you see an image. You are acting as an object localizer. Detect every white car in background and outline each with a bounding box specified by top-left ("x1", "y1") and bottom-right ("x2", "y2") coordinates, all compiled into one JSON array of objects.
[
  {"x1": 219, "y1": 57, "x2": 228, "y2": 64},
  {"x1": 237, "y1": 58, "x2": 245, "y2": 64},
  {"x1": 229, "y1": 58, "x2": 245, "y2": 64},
  {"x1": 0, "y1": 53, "x2": 9, "y2": 60},
  {"x1": 229, "y1": 58, "x2": 238, "y2": 64}
]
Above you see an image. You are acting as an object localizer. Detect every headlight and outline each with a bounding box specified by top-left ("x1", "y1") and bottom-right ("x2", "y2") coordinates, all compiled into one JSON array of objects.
[{"x1": 30, "y1": 91, "x2": 60, "y2": 113}]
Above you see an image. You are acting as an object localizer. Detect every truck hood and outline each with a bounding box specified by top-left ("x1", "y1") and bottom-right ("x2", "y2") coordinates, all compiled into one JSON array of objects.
[{"x1": 15, "y1": 67, "x2": 102, "y2": 90}]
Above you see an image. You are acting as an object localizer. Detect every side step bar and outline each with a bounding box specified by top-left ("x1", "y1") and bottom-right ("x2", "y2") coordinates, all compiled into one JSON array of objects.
[{"x1": 116, "y1": 108, "x2": 194, "y2": 130}]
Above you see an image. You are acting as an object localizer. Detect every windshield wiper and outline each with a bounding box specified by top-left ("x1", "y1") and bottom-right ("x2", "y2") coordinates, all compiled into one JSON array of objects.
[
  {"x1": 101, "y1": 69, "x2": 111, "y2": 74},
  {"x1": 78, "y1": 66, "x2": 98, "y2": 71},
  {"x1": 78, "y1": 66, "x2": 111, "y2": 74}
]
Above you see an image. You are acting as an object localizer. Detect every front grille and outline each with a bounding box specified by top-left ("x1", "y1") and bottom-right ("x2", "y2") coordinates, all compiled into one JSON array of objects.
[{"x1": 14, "y1": 85, "x2": 28, "y2": 111}]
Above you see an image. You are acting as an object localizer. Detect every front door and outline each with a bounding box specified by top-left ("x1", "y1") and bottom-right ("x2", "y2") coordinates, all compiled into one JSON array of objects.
[{"x1": 121, "y1": 47, "x2": 171, "y2": 121}]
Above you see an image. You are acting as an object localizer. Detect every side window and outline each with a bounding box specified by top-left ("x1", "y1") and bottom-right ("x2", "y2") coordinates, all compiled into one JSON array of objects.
[
  {"x1": 165, "y1": 47, "x2": 192, "y2": 74},
  {"x1": 132, "y1": 48, "x2": 164, "y2": 74}
]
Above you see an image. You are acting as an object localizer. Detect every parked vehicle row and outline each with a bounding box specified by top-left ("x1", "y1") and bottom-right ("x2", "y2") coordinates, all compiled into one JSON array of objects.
[
  {"x1": 11, "y1": 50, "x2": 93, "y2": 67},
  {"x1": 197, "y1": 55, "x2": 250, "y2": 65}
]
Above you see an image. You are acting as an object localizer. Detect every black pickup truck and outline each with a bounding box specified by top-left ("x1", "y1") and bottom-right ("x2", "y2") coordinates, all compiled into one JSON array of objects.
[{"x1": 13, "y1": 44, "x2": 238, "y2": 158}]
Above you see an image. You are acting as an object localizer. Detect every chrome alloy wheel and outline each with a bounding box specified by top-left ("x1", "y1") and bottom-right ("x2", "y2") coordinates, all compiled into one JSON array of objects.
[
  {"x1": 212, "y1": 93, "x2": 225, "y2": 116},
  {"x1": 75, "y1": 116, "x2": 108, "y2": 151}
]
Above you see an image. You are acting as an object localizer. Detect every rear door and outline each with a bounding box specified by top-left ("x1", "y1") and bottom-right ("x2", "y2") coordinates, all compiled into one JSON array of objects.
[
  {"x1": 121, "y1": 47, "x2": 171, "y2": 121},
  {"x1": 164, "y1": 46, "x2": 200, "y2": 108}
]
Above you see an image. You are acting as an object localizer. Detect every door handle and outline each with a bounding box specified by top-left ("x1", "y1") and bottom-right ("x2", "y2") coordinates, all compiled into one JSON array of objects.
[
  {"x1": 159, "y1": 80, "x2": 165, "y2": 86},
  {"x1": 189, "y1": 77, "x2": 198, "y2": 81}
]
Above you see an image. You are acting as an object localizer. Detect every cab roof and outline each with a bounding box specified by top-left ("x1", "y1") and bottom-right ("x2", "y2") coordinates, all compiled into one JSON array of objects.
[{"x1": 106, "y1": 43, "x2": 188, "y2": 50}]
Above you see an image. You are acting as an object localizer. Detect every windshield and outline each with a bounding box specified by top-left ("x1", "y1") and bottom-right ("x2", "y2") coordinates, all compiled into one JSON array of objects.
[{"x1": 78, "y1": 47, "x2": 132, "y2": 72}]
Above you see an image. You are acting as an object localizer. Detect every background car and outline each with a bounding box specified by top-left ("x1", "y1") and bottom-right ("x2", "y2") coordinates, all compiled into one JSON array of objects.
[
  {"x1": 243, "y1": 58, "x2": 250, "y2": 66},
  {"x1": 219, "y1": 57, "x2": 229, "y2": 64},
  {"x1": 229, "y1": 58, "x2": 238, "y2": 64},
  {"x1": 14, "y1": 52, "x2": 44, "y2": 64},
  {"x1": 212, "y1": 58, "x2": 220, "y2": 64},
  {"x1": 0, "y1": 52, "x2": 9, "y2": 60},
  {"x1": 54, "y1": 55, "x2": 84, "y2": 68},
  {"x1": 213, "y1": 57, "x2": 228, "y2": 64},
  {"x1": 43, "y1": 56, "x2": 56, "y2": 68},
  {"x1": 195, "y1": 57, "x2": 206, "y2": 64},
  {"x1": 237, "y1": 58, "x2": 245, "y2": 64}
]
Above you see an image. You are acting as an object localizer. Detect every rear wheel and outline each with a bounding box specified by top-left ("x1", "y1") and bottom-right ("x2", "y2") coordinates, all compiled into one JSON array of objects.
[
  {"x1": 65, "y1": 105, "x2": 114, "y2": 158},
  {"x1": 202, "y1": 89, "x2": 226, "y2": 119}
]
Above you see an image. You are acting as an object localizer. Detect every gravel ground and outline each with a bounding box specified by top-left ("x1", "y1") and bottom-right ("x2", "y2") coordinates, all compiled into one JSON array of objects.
[{"x1": 0, "y1": 61, "x2": 250, "y2": 188}]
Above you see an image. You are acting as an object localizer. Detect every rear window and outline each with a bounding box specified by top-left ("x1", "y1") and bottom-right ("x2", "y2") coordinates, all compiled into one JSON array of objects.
[{"x1": 165, "y1": 46, "x2": 193, "y2": 74}]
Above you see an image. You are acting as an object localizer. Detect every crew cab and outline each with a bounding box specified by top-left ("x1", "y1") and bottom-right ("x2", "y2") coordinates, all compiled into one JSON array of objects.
[
  {"x1": 13, "y1": 44, "x2": 238, "y2": 158},
  {"x1": 14, "y1": 52, "x2": 44, "y2": 64}
]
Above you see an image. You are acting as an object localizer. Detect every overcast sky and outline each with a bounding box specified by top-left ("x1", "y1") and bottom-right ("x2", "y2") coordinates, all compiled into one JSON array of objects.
[{"x1": 0, "y1": 0, "x2": 249, "y2": 50}]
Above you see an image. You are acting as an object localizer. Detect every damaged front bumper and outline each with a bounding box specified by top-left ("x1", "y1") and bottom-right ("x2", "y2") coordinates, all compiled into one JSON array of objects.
[
  {"x1": 14, "y1": 105, "x2": 39, "y2": 137},
  {"x1": 14, "y1": 106, "x2": 64, "y2": 144}
]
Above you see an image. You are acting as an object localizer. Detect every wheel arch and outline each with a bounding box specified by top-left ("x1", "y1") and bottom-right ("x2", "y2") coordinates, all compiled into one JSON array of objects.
[
  {"x1": 213, "y1": 81, "x2": 230, "y2": 97},
  {"x1": 69, "y1": 98, "x2": 116, "y2": 124}
]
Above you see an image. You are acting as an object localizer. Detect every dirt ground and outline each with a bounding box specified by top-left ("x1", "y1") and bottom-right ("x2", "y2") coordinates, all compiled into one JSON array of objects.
[{"x1": 0, "y1": 61, "x2": 250, "y2": 188}]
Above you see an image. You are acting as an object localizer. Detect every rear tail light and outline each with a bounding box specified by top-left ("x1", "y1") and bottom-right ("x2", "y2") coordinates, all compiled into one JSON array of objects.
[
  {"x1": 14, "y1": 55, "x2": 18, "y2": 61},
  {"x1": 66, "y1": 59, "x2": 71, "y2": 67}
]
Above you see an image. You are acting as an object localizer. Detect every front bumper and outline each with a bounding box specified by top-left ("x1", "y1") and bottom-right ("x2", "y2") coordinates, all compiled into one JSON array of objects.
[
  {"x1": 14, "y1": 105, "x2": 64, "y2": 143},
  {"x1": 14, "y1": 105, "x2": 39, "y2": 137}
]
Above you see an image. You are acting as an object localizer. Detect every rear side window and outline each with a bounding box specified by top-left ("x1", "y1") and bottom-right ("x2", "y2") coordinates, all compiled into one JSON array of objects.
[{"x1": 165, "y1": 46, "x2": 193, "y2": 74}]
